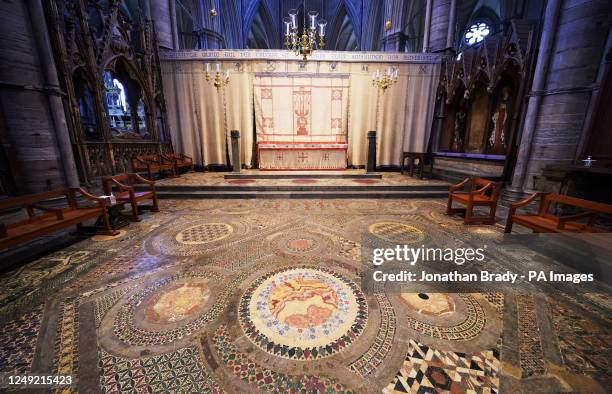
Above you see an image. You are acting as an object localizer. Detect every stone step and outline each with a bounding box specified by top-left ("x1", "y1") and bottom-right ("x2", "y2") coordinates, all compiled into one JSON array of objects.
[
  {"x1": 145, "y1": 184, "x2": 449, "y2": 192},
  {"x1": 154, "y1": 190, "x2": 448, "y2": 199},
  {"x1": 223, "y1": 173, "x2": 383, "y2": 179}
]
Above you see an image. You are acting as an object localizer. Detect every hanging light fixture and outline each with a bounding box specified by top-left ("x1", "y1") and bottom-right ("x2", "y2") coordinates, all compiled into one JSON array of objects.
[
  {"x1": 283, "y1": 1, "x2": 327, "y2": 61},
  {"x1": 371, "y1": 67, "x2": 399, "y2": 93}
]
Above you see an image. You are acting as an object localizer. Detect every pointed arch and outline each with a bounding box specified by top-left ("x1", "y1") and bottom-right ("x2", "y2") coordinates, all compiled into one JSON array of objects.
[
  {"x1": 245, "y1": 1, "x2": 279, "y2": 49},
  {"x1": 328, "y1": 1, "x2": 359, "y2": 51}
]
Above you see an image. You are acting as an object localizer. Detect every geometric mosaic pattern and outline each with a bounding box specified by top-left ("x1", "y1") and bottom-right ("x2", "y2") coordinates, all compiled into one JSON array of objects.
[
  {"x1": 99, "y1": 346, "x2": 223, "y2": 393},
  {"x1": 94, "y1": 288, "x2": 131, "y2": 328},
  {"x1": 516, "y1": 294, "x2": 546, "y2": 377},
  {"x1": 384, "y1": 339, "x2": 500, "y2": 394},
  {"x1": 175, "y1": 223, "x2": 234, "y2": 245},
  {"x1": 550, "y1": 295, "x2": 612, "y2": 387},
  {"x1": 0, "y1": 304, "x2": 44, "y2": 375},
  {"x1": 54, "y1": 299, "x2": 79, "y2": 393},
  {"x1": 239, "y1": 266, "x2": 368, "y2": 360},
  {"x1": 349, "y1": 291, "x2": 396, "y2": 377},
  {"x1": 368, "y1": 222, "x2": 426, "y2": 244},
  {"x1": 212, "y1": 326, "x2": 353, "y2": 393},
  {"x1": 404, "y1": 294, "x2": 486, "y2": 341}
]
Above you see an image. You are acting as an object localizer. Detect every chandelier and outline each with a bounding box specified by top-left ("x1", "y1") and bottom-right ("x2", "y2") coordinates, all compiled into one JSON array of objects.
[
  {"x1": 371, "y1": 67, "x2": 399, "y2": 92},
  {"x1": 283, "y1": 2, "x2": 327, "y2": 61},
  {"x1": 204, "y1": 63, "x2": 230, "y2": 90}
]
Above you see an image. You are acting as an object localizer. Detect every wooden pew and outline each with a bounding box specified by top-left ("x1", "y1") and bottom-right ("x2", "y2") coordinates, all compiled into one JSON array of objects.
[
  {"x1": 103, "y1": 173, "x2": 159, "y2": 222},
  {"x1": 446, "y1": 177, "x2": 502, "y2": 225},
  {"x1": 131, "y1": 154, "x2": 176, "y2": 179},
  {"x1": 505, "y1": 193, "x2": 612, "y2": 233},
  {"x1": 0, "y1": 188, "x2": 116, "y2": 251},
  {"x1": 163, "y1": 152, "x2": 194, "y2": 173}
]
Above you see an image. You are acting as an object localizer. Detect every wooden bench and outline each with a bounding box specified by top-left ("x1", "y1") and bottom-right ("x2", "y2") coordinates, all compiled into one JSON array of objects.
[
  {"x1": 446, "y1": 177, "x2": 502, "y2": 225},
  {"x1": 131, "y1": 154, "x2": 176, "y2": 179},
  {"x1": 103, "y1": 173, "x2": 159, "y2": 222},
  {"x1": 163, "y1": 152, "x2": 194, "y2": 173},
  {"x1": 400, "y1": 152, "x2": 433, "y2": 179},
  {"x1": 0, "y1": 188, "x2": 116, "y2": 250},
  {"x1": 505, "y1": 192, "x2": 612, "y2": 233}
]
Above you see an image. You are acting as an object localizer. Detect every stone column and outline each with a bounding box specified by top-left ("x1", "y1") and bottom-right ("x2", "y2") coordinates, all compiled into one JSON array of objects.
[
  {"x1": 508, "y1": 0, "x2": 562, "y2": 194},
  {"x1": 446, "y1": 0, "x2": 457, "y2": 49},
  {"x1": 422, "y1": 0, "x2": 433, "y2": 52},
  {"x1": 429, "y1": 0, "x2": 451, "y2": 52},
  {"x1": 151, "y1": 0, "x2": 175, "y2": 49},
  {"x1": 511, "y1": 0, "x2": 611, "y2": 194},
  {"x1": 381, "y1": 0, "x2": 407, "y2": 51},
  {"x1": 230, "y1": 130, "x2": 240, "y2": 172},
  {"x1": 367, "y1": 131, "x2": 377, "y2": 173},
  {"x1": 27, "y1": 0, "x2": 79, "y2": 188}
]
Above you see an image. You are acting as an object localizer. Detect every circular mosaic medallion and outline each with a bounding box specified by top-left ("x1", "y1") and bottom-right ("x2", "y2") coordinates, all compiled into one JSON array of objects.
[
  {"x1": 397, "y1": 293, "x2": 486, "y2": 341},
  {"x1": 286, "y1": 237, "x2": 316, "y2": 252},
  {"x1": 239, "y1": 267, "x2": 368, "y2": 360},
  {"x1": 144, "y1": 280, "x2": 211, "y2": 323},
  {"x1": 368, "y1": 222, "x2": 426, "y2": 244},
  {"x1": 175, "y1": 223, "x2": 233, "y2": 245},
  {"x1": 399, "y1": 293, "x2": 455, "y2": 316},
  {"x1": 113, "y1": 272, "x2": 227, "y2": 346},
  {"x1": 270, "y1": 231, "x2": 331, "y2": 257}
]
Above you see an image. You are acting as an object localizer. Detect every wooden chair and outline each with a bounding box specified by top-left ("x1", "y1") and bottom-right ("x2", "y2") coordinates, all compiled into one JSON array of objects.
[
  {"x1": 131, "y1": 154, "x2": 175, "y2": 179},
  {"x1": 446, "y1": 177, "x2": 502, "y2": 225},
  {"x1": 400, "y1": 152, "x2": 433, "y2": 179},
  {"x1": 163, "y1": 152, "x2": 194, "y2": 173},
  {"x1": 505, "y1": 193, "x2": 612, "y2": 233},
  {"x1": 0, "y1": 188, "x2": 116, "y2": 251},
  {"x1": 103, "y1": 173, "x2": 159, "y2": 222}
]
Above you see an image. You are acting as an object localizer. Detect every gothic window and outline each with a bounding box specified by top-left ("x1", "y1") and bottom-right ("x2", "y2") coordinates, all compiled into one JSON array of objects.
[
  {"x1": 464, "y1": 22, "x2": 490, "y2": 45},
  {"x1": 103, "y1": 69, "x2": 148, "y2": 138}
]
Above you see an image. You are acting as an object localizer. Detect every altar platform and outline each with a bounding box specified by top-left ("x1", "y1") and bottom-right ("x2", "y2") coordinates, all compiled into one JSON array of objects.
[{"x1": 146, "y1": 170, "x2": 449, "y2": 199}]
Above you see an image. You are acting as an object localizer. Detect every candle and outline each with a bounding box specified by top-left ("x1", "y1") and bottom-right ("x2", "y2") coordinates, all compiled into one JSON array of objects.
[
  {"x1": 283, "y1": 17, "x2": 291, "y2": 36},
  {"x1": 288, "y1": 9, "x2": 297, "y2": 28},
  {"x1": 205, "y1": 63, "x2": 210, "y2": 72},
  {"x1": 308, "y1": 11, "x2": 318, "y2": 29},
  {"x1": 318, "y1": 19, "x2": 327, "y2": 36},
  {"x1": 215, "y1": 63, "x2": 220, "y2": 72}
]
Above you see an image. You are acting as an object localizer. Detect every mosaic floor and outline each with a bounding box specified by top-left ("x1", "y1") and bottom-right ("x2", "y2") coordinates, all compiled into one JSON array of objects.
[{"x1": 0, "y1": 199, "x2": 610, "y2": 393}]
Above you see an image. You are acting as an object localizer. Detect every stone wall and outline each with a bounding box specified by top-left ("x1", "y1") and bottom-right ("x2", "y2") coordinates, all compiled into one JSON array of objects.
[
  {"x1": 524, "y1": 0, "x2": 611, "y2": 193},
  {"x1": 0, "y1": 0, "x2": 65, "y2": 193}
]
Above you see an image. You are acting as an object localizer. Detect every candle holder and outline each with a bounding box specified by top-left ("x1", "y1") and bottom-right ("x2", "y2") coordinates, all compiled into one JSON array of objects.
[
  {"x1": 204, "y1": 63, "x2": 230, "y2": 90},
  {"x1": 283, "y1": 2, "x2": 326, "y2": 62}
]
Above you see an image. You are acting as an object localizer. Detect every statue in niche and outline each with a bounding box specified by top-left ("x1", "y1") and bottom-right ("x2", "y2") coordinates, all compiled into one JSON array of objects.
[
  {"x1": 488, "y1": 87, "x2": 511, "y2": 154},
  {"x1": 451, "y1": 106, "x2": 467, "y2": 151}
]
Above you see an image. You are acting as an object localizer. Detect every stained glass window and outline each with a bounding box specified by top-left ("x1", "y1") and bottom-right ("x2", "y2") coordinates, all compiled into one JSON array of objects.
[{"x1": 464, "y1": 22, "x2": 490, "y2": 45}]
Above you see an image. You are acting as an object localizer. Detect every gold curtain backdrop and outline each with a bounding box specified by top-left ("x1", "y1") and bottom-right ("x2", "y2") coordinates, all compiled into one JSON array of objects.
[{"x1": 161, "y1": 56, "x2": 440, "y2": 167}]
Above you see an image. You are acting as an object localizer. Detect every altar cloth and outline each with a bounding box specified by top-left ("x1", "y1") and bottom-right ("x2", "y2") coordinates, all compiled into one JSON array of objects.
[{"x1": 258, "y1": 144, "x2": 347, "y2": 170}]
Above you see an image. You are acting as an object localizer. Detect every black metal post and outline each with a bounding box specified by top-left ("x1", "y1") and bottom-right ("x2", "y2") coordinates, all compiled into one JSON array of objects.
[
  {"x1": 230, "y1": 130, "x2": 240, "y2": 172},
  {"x1": 367, "y1": 130, "x2": 377, "y2": 173}
]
